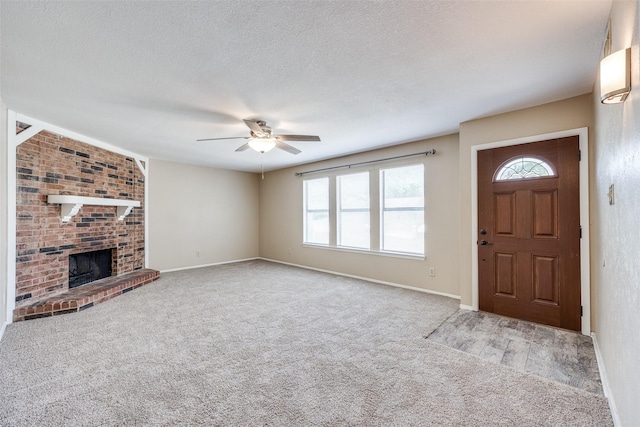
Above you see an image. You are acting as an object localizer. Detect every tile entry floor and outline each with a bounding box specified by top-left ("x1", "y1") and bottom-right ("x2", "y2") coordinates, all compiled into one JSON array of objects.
[{"x1": 426, "y1": 310, "x2": 603, "y2": 395}]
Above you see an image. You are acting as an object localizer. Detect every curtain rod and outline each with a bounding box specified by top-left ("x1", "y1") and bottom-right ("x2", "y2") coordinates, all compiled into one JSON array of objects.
[{"x1": 294, "y1": 149, "x2": 436, "y2": 177}]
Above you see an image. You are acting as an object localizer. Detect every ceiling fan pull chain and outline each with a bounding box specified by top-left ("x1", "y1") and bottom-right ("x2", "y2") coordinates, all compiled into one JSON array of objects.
[{"x1": 261, "y1": 159, "x2": 264, "y2": 180}]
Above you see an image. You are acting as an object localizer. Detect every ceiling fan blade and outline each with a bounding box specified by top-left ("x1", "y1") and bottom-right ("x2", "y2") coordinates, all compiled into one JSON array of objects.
[
  {"x1": 235, "y1": 143, "x2": 250, "y2": 152},
  {"x1": 243, "y1": 119, "x2": 265, "y2": 136},
  {"x1": 196, "y1": 136, "x2": 248, "y2": 142},
  {"x1": 275, "y1": 134, "x2": 321, "y2": 142},
  {"x1": 275, "y1": 140, "x2": 301, "y2": 155}
]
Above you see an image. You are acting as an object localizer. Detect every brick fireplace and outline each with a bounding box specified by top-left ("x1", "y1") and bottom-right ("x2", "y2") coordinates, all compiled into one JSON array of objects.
[{"x1": 13, "y1": 126, "x2": 159, "y2": 321}]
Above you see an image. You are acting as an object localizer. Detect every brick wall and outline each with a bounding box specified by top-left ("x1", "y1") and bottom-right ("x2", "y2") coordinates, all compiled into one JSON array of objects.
[{"x1": 15, "y1": 130, "x2": 145, "y2": 307}]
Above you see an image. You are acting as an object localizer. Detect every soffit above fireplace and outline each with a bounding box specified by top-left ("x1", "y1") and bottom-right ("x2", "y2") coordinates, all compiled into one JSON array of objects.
[{"x1": 47, "y1": 195, "x2": 140, "y2": 223}]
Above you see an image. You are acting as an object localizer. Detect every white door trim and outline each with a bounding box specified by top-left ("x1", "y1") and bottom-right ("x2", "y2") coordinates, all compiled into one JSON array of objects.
[
  {"x1": 470, "y1": 127, "x2": 591, "y2": 335},
  {"x1": 6, "y1": 111, "x2": 17, "y2": 325}
]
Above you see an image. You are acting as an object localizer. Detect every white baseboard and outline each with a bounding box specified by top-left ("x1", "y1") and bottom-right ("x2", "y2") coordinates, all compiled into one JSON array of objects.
[
  {"x1": 260, "y1": 257, "x2": 461, "y2": 301},
  {"x1": 459, "y1": 304, "x2": 474, "y2": 311},
  {"x1": 591, "y1": 332, "x2": 620, "y2": 427},
  {"x1": 159, "y1": 257, "x2": 260, "y2": 274}
]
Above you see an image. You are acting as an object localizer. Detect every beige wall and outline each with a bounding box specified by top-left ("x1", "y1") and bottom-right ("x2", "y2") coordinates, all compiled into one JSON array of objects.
[
  {"x1": 0, "y1": 96, "x2": 8, "y2": 332},
  {"x1": 458, "y1": 94, "x2": 593, "y2": 308},
  {"x1": 148, "y1": 159, "x2": 260, "y2": 271},
  {"x1": 260, "y1": 134, "x2": 460, "y2": 297},
  {"x1": 591, "y1": 1, "x2": 639, "y2": 425}
]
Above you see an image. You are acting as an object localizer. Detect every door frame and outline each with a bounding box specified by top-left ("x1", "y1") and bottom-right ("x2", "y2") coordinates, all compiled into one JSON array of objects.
[{"x1": 470, "y1": 127, "x2": 590, "y2": 335}]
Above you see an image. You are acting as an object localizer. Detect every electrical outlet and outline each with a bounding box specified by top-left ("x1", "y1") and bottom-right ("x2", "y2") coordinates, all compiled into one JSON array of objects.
[
  {"x1": 196, "y1": 251, "x2": 200, "y2": 257},
  {"x1": 429, "y1": 267, "x2": 435, "y2": 277},
  {"x1": 288, "y1": 248, "x2": 292, "y2": 255}
]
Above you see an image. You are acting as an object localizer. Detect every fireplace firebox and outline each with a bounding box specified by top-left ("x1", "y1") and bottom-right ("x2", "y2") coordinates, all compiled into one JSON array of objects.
[{"x1": 69, "y1": 249, "x2": 113, "y2": 288}]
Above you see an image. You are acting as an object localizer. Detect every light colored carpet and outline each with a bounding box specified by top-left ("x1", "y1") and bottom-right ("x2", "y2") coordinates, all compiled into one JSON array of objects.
[{"x1": 0, "y1": 260, "x2": 612, "y2": 426}]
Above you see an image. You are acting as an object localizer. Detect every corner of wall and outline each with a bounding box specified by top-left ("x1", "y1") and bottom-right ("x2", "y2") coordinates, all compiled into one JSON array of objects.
[
  {"x1": 590, "y1": 1, "x2": 640, "y2": 425},
  {"x1": 1, "y1": 97, "x2": 8, "y2": 336}
]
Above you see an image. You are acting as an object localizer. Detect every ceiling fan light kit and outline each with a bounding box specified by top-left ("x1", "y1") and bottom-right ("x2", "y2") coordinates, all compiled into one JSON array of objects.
[
  {"x1": 248, "y1": 138, "x2": 276, "y2": 153},
  {"x1": 198, "y1": 119, "x2": 320, "y2": 155}
]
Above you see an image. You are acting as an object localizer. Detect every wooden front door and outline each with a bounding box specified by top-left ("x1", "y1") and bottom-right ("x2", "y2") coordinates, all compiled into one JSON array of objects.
[{"x1": 478, "y1": 136, "x2": 581, "y2": 331}]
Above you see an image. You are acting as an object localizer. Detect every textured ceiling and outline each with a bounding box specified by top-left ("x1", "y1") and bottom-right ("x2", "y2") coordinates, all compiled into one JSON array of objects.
[{"x1": 1, "y1": 1, "x2": 611, "y2": 172}]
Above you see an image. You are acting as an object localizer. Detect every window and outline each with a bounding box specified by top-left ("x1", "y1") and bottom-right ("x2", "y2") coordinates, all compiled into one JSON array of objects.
[
  {"x1": 302, "y1": 162, "x2": 426, "y2": 258},
  {"x1": 381, "y1": 164, "x2": 424, "y2": 255},
  {"x1": 303, "y1": 178, "x2": 329, "y2": 244},
  {"x1": 337, "y1": 172, "x2": 369, "y2": 249},
  {"x1": 495, "y1": 156, "x2": 555, "y2": 181}
]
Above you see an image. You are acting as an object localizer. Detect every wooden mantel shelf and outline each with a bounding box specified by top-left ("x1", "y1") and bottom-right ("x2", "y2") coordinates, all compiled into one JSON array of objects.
[{"x1": 47, "y1": 195, "x2": 141, "y2": 223}]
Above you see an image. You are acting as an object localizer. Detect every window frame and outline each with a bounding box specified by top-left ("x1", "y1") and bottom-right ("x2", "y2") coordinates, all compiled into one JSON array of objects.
[
  {"x1": 379, "y1": 163, "x2": 425, "y2": 256},
  {"x1": 493, "y1": 155, "x2": 557, "y2": 182},
  {"x1": 302, "y1": 160, "x2": 425, "y2": 259},
  {"x1": 303, "y1": 177, "x2": 330, "y2": 245},
  {"x1": 336, "y1": 171, "x2": 371, "y2": 250}
]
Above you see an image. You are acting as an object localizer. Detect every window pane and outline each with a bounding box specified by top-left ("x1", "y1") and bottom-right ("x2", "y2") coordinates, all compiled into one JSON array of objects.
[
  {"x1": 383, "y1": 164, "x2": 424, "y2": 202},
  {"x1": 339, "y1": 212, "x2": 370, "y2": 248},
  {"x1": 339, "y1": 173, "x2": 369, "y2": 209},
  {"x1": 382, "y1": 210, "x2": 424, "y2": 254},
  {"x1": 305, "y1": 211, "x2": 329, "y2": 244},
  {"x1": 304, "y1": 178, "x2": 329, "y2": 244},
  {"x1": 338, "y1": 172, "x2": 369, "y2": 249},
  {"x1": 495, "y1": 156, "x2": 555, "y2": 181},
  {"x1": 381, "y1": 164, "x2": 424, "y2": 254},
  {"x1": 306, "y1": 178, "x2": 329, "y2": 210}
]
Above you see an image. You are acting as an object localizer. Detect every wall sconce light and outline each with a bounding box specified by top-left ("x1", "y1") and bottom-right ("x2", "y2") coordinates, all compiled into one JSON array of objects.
[{"x1": 600, "y1": 48, "x2": 631, "y2": 104}]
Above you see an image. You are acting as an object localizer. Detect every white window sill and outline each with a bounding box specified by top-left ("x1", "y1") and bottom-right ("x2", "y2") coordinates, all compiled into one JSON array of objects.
[{"x1": 302, "y1": 243, "x2": 425, "y2": 261}]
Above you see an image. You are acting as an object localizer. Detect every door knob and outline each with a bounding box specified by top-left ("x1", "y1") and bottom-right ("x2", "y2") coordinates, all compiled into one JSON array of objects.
[{"x1": 479, "y1": 240, "x2": 492, "y2": 246}]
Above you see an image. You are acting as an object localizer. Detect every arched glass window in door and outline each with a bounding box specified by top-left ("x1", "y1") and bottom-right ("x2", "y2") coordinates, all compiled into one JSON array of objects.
[{"x1": 494, "y1": 156, "x2": 556, "y2": 181}]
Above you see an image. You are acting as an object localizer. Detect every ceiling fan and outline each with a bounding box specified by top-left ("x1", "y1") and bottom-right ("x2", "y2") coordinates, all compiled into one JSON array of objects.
[{"x1": 197, "y1": 119, "x2": 320, "y2": 155}]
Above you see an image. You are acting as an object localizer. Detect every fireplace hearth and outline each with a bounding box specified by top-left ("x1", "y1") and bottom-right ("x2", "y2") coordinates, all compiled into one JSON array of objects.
[{"x1": 69, "y1": 249, "x2": 113, "y2": 288}]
